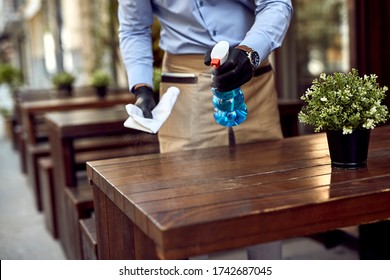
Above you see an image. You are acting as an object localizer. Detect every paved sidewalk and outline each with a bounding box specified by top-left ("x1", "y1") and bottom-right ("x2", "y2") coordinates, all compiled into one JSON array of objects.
[{"x1": 0, "y1": 117, "x2": 65, "y2": 260}]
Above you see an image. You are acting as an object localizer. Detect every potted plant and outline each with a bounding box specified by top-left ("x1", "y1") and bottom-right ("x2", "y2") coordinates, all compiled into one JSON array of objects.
[
  {"x1": 52, "y1": 71, "x2": 75, "y2": 96},
  {"x1": 0, "y1": 64, "x2": 22, "y2": 90},
  {"x1": 298, "y1": 69, "x2": 389, "y2": 169},
  {"x1": 0, "y1": 64, "x2": 22, "y2": 140},
  {"x1": 90, "y1": 69, "x2": 110, "y2": 98}
]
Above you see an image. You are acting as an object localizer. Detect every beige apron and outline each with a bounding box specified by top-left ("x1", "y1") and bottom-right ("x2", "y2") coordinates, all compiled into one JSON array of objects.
[{"x1": 159, "y1": 53, "x2": 283, "y2": 153}]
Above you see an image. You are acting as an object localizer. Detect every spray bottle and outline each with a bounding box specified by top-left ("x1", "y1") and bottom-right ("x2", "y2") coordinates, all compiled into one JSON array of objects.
[{"x1": 210, "y1": 41, "x2": 247, "y2": 127}]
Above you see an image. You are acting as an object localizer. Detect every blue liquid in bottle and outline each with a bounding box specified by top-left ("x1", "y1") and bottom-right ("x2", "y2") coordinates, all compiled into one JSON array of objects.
[{"x1": 212, "y1": 87, "x2": 247, "y2": 127}]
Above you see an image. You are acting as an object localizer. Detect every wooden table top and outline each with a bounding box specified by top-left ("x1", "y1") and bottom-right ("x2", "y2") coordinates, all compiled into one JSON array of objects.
[
  {"x1": 44, "y1": 106, "x2": 130, "y2": 138},
  {"x1": 20, "y1": 93, "x2": 134, "y2": 113},
  {"x1": 87, "y1": 125, "x2": 390, "y2": 259},
  {"x1": 21, "y1": 93, "x2": 134, "y2": 145}
]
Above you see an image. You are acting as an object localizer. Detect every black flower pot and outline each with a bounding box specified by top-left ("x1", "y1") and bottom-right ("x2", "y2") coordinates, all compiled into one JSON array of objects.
[
  {"x1": 326, "y1": 129, "x2": 371, "y2": 169},
  {"x1": 95, "y1": 86, "x2": 107, "y2": 99},
  {"x1": 58, "y1": 84, "x2": 73, "y2": 97}
]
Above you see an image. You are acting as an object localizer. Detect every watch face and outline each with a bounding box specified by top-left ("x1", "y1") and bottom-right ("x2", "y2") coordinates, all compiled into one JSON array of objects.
[{"x1": 250, "y1": 51, "x2": 260, "y2": 68}]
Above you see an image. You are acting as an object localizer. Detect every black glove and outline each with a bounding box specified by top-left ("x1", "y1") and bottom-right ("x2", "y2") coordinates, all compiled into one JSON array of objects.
[
  {"x1": 134, "y1": 86, "x2": 156, "y2": 119},
  {"x1": 204, "y1": 47, "x2": 253, "y2": 92}
]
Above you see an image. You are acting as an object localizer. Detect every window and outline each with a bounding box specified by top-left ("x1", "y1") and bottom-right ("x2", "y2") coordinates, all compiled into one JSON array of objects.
[{"x1": 276, "y1": 0, "x2": 352, "y2": 99}]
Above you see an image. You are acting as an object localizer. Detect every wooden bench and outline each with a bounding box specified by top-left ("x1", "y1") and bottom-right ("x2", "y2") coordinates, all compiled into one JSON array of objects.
[
  {"x1": 11, "y1": 88, "x2": 57, "y2": 169},
  {"x1": 27, "y1": 143, "x2": 50, "y2": 211},
  {"x1": 80, "y1": 216, "x2": 98, "y2": 260},
  {"x1": 39, "y1": 157, "x2": 58, "y2": 237},
  {"x1": 63, "y1": 185, "x2": 95, "y2": 260}
]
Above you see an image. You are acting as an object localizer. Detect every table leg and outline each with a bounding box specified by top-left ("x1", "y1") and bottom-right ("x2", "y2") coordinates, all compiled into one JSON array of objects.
[{"x1": 92, "y1": 184, "x2": 159, "y2": 259}]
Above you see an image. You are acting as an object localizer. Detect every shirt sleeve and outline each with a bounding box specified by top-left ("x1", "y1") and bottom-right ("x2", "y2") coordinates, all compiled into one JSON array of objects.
[
  {"x1": 240, "y1": 0, "x2": 293, "y2": 63},
  {"x1": 118, "y1": 0, "x2": 155, "y2": 92}
]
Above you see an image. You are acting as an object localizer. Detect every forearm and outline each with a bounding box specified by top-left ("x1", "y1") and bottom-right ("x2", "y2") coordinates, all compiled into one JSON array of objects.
[
  {"x1": 240, "y1": 0, "x2": 293, "y2": 63},
  {"x1": 118, "y1": 0, "x2": 155, "y2": 92}
]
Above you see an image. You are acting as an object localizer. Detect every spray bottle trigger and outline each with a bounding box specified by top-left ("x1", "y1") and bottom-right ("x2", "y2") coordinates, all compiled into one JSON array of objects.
[{"x1": 210, "y1": 58, "x2": 220, "y2": 68}]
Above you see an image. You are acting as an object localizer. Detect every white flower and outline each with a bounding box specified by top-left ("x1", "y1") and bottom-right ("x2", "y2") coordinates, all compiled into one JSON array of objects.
[
  {"x1": 363, "y1": 119, "x2": 375, "y2": 129},
  {"x1": 320, "y1": 97, "x2": 327, "y2": 102},
  {"x1": 370, "y1": 106, "x2": 377, "y2": 114},
  {"x1": 342, "y1": 127, "x2": 353, "y2": 134},
  {"x1": 320, "y1": 73, "x2": 327, "y2": 80}
]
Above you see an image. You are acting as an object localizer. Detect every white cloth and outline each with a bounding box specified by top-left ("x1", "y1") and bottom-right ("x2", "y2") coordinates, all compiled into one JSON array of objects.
[{"x1": 124, "y1": 86, "x2": 180, "y2": 134}]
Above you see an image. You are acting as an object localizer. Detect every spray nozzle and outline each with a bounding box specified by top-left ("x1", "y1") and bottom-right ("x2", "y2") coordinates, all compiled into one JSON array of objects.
[{"x1": 210, "y1": 41, "x2": 230, "y2": 69}]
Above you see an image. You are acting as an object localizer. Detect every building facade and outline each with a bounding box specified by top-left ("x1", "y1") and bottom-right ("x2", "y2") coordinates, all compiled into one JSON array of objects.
[{"x1": 1, "y1": 0, "x2": 126, "y2": 89}]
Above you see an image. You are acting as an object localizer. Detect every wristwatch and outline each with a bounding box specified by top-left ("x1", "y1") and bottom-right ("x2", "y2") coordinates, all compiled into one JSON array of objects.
[{"x1": 235, "y1": 45, "x2": 260, "y2": 69}]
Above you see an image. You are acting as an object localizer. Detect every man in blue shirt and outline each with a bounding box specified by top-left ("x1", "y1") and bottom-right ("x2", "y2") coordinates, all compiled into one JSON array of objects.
[{"x1": 118, "y1": 0, "x2": 293, "y2": 259}]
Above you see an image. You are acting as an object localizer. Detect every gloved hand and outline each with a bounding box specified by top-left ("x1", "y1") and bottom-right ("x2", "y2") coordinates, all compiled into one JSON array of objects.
[
  {"x1": 134, "y1": 85, "x2": 156, "y2": 119},
  {"x1": 204, "y1": 47, "x2": 253, "y2": 92}
]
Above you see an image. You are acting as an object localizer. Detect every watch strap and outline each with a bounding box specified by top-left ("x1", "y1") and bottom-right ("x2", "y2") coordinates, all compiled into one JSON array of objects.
[
  {"x1": 235, "y1": 45, "x2": 252, "y2": 53},
  {"x1": 235, "y1": 45, "x2": 260, "y2": 68}
]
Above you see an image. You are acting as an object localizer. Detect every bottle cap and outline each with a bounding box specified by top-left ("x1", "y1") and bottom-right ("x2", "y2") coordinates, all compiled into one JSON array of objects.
[{"x1": 210, "y1": 41, "x2": 229, "y2": 68}]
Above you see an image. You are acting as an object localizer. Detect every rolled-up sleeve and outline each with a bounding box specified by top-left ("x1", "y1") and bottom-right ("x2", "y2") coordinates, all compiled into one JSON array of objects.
[
  {"x1": 118, "y1": 0, "x2": 155, "y2": 92},
  {"x1": 240, "y1": 0, "x2": 293, "y2": 63}
]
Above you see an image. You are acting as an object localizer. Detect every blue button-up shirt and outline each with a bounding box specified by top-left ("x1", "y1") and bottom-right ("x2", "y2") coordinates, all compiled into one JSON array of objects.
[{"x1": 118, "y1": 0, "x2": 293, "y2": 91}]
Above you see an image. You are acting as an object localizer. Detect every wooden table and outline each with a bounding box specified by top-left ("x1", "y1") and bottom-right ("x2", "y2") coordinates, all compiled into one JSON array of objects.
[
  {"x1": 21, "y1": 93, "x2": 134, "y2": 145},
  {"x1": 87, "y1": 125, "x2": 390, "y2": 260},
  {"x1": 17, "y1": 92, "x2": 133, "y2": 177},
  {"x1": 19, "y1": 93, "x2": 134, "y2": 213},
  {"x1": 45, "y1": 106, "x2": 159, "y2": 259},
  {"x1": 45, "y1": 106, "x2": 132, "y2": 188}
]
